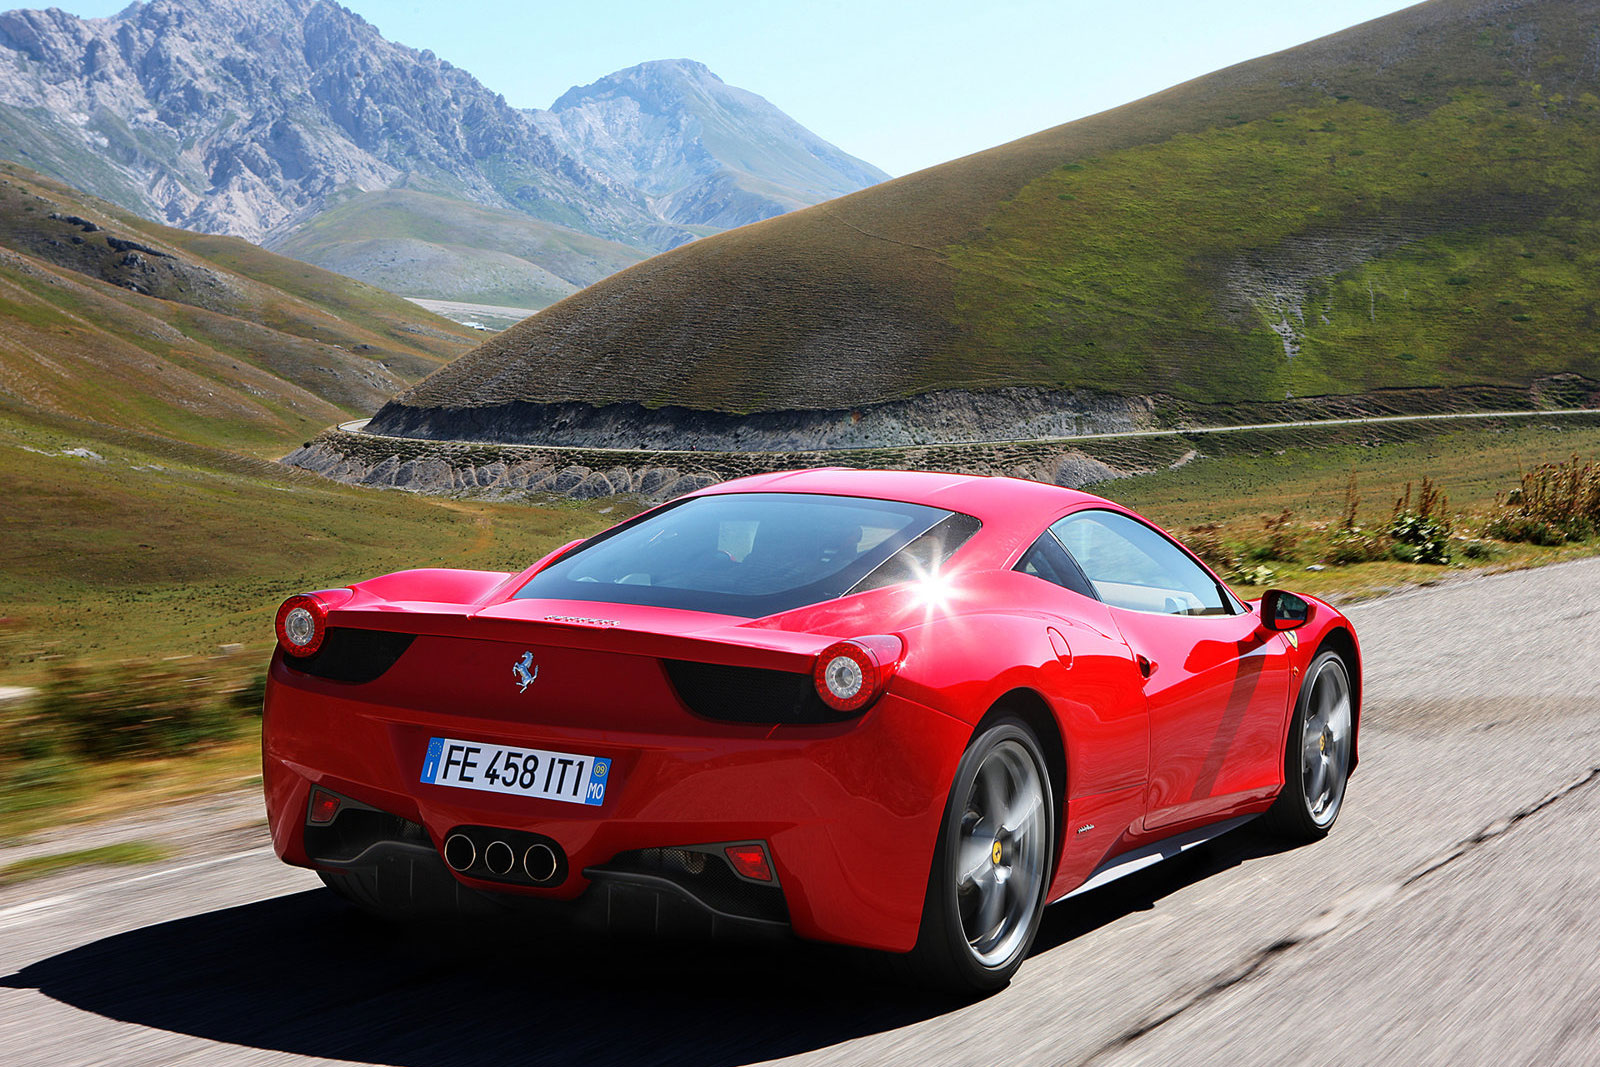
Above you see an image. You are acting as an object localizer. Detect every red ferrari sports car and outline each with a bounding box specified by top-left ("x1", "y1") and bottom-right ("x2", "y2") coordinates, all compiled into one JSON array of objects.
[{"x1": 263, "y1": 468, "x2": 1360, "y2": 992}]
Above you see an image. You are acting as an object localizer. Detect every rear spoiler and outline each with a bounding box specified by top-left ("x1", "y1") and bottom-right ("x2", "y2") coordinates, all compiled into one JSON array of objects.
[{"x1": 321, "y1": 601, "x2": 824, "y2": 675}]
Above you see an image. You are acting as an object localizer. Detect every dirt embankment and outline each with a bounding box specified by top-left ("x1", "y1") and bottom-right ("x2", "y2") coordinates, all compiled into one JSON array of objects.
[
  {"x1": 364, "y1": 387, "x2": 1160, "y2": 451},
  {"x1": 284, "y1": 427, "x2": 1156, "y2": 502}
]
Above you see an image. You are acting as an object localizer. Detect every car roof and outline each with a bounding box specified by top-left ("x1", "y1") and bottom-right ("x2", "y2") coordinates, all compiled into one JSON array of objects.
[{"x1": 694, "y1": 468, "x2": 1112, "y2": 522}]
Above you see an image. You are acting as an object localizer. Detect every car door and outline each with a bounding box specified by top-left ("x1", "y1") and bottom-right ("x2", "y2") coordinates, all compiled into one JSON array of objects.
[
  {"x1": 1048, "y1": 509, "x2": 1293, "y2": 831},
  {"x1": 1010, "y1": 529, "x2": 1151, "y2": 888}
]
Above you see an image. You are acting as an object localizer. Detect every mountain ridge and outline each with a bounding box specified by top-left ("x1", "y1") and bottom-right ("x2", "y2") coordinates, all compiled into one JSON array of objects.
[{"x1": 0, "y1": 1, "x2": 884, "y2": 311}]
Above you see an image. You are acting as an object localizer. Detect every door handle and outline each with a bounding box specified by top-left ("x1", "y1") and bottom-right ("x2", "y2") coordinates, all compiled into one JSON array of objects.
[{"x1": 1136, "y1": 654, "x2": 1157, "y2": 678}]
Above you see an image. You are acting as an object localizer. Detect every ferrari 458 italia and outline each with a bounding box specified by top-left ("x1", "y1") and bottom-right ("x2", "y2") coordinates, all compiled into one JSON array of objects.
[{"x1": 263, "y1": 468, "x2": 1360, "y2": 991}]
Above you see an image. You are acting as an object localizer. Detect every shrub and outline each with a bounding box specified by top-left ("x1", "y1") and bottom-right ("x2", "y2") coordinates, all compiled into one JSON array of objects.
[
  {"x1": 1247, "y1": 509, "x2": 1299, "y2": 562},
  {"x1": 1324, "y1": 530, "x2": 1391, "y2": 565},
  {"x1": 1483, "y1": 514, "x2": 1566, "y2": 546},
  {"x1": 35, "y1": 660, "x2": 246, "y2": 759},
  {"x1": 8, "y1": 658, "x2": 264, "y2": 764},
  {"x1": 1233, "y1": 564, "x2": 1277, "y2": 587},
  {"x1": 1185, "y1": 523, "x2": 1236, "y2": 572},
  {"x1": 1338, "y1": 470, "x2": 1361, "y2": 533},
  {"x1": 1487, "y1": 454, "x2": 1600, "y2": 543},
  {"x1": 1389, "y1": 479, "x2": 1453, "y2": 564}
]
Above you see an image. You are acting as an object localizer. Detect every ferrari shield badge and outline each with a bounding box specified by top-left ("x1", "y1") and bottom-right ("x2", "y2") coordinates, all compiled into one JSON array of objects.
[
  {"x1": 512, "y1": 651, "x2": 539, "y2": 693},
  {"x1": 1284, "y1": 630, "x2": 1299, "y2": 650}
]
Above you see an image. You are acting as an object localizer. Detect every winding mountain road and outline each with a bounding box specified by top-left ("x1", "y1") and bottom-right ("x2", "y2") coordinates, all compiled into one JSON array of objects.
[{"x1": 3, "y1": 558, "x2": 1599, "y2": 1066}]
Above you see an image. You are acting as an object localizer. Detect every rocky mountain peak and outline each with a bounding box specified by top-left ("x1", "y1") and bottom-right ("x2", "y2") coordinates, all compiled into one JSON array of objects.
[
  {"x1": 534, "y1": 58, "x2": 887, "y2": 228},
  {"x1": 0, "y1": 0, "x2": 656, "y2": 243},
  {"x1": 0, "y1": 0, "x2": 885, "y2": 306},
  {"x1": 551, "y1": 58, "x2": 724, "y2": 111}
]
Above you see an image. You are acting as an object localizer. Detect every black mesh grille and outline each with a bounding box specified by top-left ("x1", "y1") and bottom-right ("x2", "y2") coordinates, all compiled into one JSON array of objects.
[
  {"x1": 304, "y1": 807, "x2": 429, "y2": 864},
  {"x1": 283, "y1": 627, "x2": 414, "y2": 684},
  {"x1": 602, "y1": 847, "x2": 788, "y2": 924},
  {"x1": 664, "y1": 660, "x2": 847, "y2": 724}
]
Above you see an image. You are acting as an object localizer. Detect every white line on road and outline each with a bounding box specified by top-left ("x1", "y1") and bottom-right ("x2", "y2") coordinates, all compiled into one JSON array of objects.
[{"x1": 0, "y1": 846, "x2": 275, "y2": 929}]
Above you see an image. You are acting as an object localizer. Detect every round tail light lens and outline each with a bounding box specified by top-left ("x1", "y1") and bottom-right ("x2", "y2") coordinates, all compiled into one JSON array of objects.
[
  {"x1": 275, "y1": 594, "x2": 328, "y2": 657},
  {"x1": 813, "y1": 636, "x2": 904, "y2": 713}
]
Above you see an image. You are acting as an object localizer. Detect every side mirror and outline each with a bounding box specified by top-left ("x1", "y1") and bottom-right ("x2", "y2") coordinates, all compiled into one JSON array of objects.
[{"x1": 1261, "y1": 589, "x2": 1312, "y2": 631}]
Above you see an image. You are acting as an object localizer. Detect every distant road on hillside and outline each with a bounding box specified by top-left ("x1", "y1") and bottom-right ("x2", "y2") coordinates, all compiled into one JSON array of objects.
[{"x1": 336, "y1": 405, "x2": 1600, "y2": 454}]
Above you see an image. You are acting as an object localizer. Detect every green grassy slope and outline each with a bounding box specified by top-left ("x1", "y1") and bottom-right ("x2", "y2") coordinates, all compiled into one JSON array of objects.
[
  {"x1": 395, "y1": 0, "x2": 1600, "y2": 417},
  {"x1": 0, "y1": 162, "x2": 478, "y2": 453},
  {"x1": 0, "y1": 163, "x2": 613, "y2": 665},
  {"x1": 0, "y1": 400, "x2": 611, "y2": 664},
  {"x1": 270, "y1": 190, "x2": 649, "y2": 312}
]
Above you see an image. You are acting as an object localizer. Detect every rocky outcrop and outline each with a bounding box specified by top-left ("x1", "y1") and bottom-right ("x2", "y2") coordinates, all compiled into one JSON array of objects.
[
  {"x1": 288, "y1": 406, "x2": 1600, "y2": 503},
  {"x1": 366, "y1": 387, "x2": 1159, "y2": 451},
  {"x1": 282, "y1": 426, "x2": 1153, "y2": 502}
]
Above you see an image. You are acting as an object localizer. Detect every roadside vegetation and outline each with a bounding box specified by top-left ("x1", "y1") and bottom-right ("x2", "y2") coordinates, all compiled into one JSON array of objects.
[
  {"x1": 0, "y1": 841, "x2": 172, "y2": 886},
  {"x1": 1110, "y1": 421, "x2": 1600, "y2": 602}
]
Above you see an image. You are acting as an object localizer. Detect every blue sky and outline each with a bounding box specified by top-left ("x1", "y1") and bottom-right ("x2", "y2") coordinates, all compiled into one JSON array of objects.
[{"x1": 58, "y1": 0, "x2": 1422, "y2": 176}]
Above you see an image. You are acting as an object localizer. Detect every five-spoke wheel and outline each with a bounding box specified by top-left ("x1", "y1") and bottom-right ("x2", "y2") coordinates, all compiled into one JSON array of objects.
[
  {"x1": 1265, "y1": 649, "x2": 1354, "y2": 840},
  {"x1": 906, "y1": 717, "x2": 1055, "y2": 993}
]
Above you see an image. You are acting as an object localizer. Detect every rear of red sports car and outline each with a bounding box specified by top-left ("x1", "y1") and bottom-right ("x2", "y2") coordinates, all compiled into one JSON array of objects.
[{"x1": 262, "y1": 476, "x2": 987, "y2": 953}]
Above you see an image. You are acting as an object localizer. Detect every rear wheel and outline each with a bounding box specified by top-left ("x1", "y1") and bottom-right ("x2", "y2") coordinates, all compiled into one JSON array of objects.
[
  {"x1": 901, "y1": 717, "x2": 1055, "y2": 994},
  {"x1": 1263, "y1": 650, "x2": 1353, "y2": 841}
]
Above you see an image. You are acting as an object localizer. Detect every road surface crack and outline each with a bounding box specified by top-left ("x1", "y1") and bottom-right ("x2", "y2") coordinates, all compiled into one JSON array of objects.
[{"x1": 1077, "y1": 764, "x2": 1600, "y2": 1065}]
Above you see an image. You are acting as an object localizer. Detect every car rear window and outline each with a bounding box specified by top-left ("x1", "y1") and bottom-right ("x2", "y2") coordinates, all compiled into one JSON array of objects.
[{"x1": 515, "y1": 492, "x2": 979, "y2": 617}]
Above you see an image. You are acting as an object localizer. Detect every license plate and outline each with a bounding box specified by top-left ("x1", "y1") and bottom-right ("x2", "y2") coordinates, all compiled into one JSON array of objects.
[{"x1": 420, "y1": 736, "x2": 611, "y2": 806}]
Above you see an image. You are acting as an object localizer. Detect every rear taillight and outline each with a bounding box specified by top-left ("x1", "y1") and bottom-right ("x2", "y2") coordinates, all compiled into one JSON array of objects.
[
  {"x1": 724, "y1": 843, "x2": 775, "y2": 883},
  {"x1": 307, "y1": 787, "x2": 341, "y2": 825},
  {"x1": 275, "y1": 594, "x2": 328, "y2": 656},
  {"x1": 813, "y1": 635, "x2": 904, "y2": 713}
]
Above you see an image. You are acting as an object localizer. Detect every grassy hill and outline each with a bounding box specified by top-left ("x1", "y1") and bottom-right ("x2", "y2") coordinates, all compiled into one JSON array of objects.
[
  {"x1": 270, "y1": 190, "x2": 651, "y2": 313},
  {"x1": 0, "y1": 162, "x2": 484, "y2": 454},
  {"x1": 0, "y1": 162, "x2": 616, "y2": 667},
  {"x1": 390, "y1": 0, "x2": 1600, "y2": 421}
]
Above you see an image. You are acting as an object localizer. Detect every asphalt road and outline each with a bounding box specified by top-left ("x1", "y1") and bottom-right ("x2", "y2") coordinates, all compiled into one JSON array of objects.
[{"x1": 4, "y1": 558, "x2": 1599, "y2": 1066}]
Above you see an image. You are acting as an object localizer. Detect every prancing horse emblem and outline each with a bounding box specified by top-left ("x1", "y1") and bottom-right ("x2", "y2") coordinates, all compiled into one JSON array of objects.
[{"x1": 512, "y1": 651, "x2": 538, "y2": 693}]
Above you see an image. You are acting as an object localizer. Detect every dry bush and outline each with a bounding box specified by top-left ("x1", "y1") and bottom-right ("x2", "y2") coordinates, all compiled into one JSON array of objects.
[
  {"x1": 3, "y1": 657, "x2": 262, "y2": 765},
  {"x1": 1339, "y1": 469, "x2": 1361, "y2": 532},
  {"x1": 1185, "y1": 522, "x2": 1235, "y2": 572},
  {"x1": 1486, "y1": 454, "x2": 1600, "y2": 544}
]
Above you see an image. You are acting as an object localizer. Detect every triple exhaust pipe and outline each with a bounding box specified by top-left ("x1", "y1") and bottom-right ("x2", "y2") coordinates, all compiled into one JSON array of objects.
[{"x1": 443, "y1": 831, "x2": 560, "y2": 883}]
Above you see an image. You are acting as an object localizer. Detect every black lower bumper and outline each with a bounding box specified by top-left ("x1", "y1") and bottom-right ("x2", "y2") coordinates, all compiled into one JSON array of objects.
[{"x1": 305, "y1": 805, "x2": 791, "y2": 941}]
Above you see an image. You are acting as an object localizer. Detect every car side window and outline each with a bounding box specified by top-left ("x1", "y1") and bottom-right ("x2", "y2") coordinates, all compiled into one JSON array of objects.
[
  {"x1": 1014, "y1": 531, "x2": 1097, "y2": 599},
  {"x1": 1051, "y1": 510, "x2": 1231, "y2": 616}
]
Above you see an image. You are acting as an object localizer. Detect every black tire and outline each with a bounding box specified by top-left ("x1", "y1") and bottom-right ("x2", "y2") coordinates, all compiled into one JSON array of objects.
[
  {"x1": 1262, "y1": 650, "x2": 1354, "y2": 841},
  {"x1": 897, "y1": 717, "x2": 1056, "y2": 994}
]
